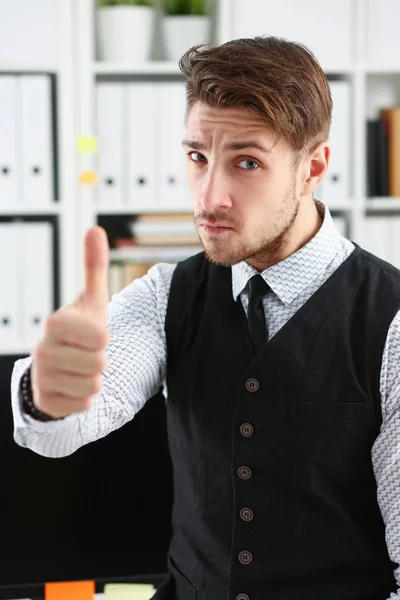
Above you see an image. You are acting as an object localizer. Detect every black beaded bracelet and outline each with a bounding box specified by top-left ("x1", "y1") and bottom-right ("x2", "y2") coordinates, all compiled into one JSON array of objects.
[{"x1": 21, "y1": 365, "x2": 57, "y2": 422}]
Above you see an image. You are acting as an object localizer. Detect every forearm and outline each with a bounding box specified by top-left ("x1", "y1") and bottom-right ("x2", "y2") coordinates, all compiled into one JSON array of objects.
[{"x1": 11, "y1": 266, "x2": 171, "y2": 458}]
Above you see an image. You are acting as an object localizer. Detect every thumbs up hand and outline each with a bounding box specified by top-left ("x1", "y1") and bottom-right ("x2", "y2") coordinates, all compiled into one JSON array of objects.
[{"x1": 30, "y1": 227, "x2": 111, "y2": 419}]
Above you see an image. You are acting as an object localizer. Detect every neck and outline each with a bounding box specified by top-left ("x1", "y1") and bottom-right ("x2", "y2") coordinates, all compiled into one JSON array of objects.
[{"x1": 248, "y1": 196, "x2": 323, "y2": 272}]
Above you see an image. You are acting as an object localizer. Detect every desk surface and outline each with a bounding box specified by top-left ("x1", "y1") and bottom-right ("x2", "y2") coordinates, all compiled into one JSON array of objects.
[{"x1": 5, "y1": 595, "x2": 155, "y2": 600}]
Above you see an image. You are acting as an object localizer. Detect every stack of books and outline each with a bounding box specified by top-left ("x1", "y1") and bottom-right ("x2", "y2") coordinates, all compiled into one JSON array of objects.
[
  {"x1": 108, "y1": 213, "x2": 202, "y2": 296},
  {"x1": 130, "y1": 213, "x2": 199, "y2": 246}
]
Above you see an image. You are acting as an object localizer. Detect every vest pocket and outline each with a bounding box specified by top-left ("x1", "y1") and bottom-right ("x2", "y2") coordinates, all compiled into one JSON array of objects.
[
  {"x1": 168, "y1": 554, "x2": 197, "y2": 599},
  {"x1": 289, "y1": 401, "x2": 372, "y2": 420},
  {"x1": 287, "y1": 400, "x2": 375, "y2": 467}
]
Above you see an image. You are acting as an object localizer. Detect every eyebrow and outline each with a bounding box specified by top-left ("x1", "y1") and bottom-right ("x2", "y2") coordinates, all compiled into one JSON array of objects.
[{"x1": 181, "y1": 139, "x2": 271, "y2": 154}]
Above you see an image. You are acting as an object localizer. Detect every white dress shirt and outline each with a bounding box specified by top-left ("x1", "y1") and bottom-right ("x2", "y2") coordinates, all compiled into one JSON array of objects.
[{"x1": 10, "y1": 201, "x2": 400, "y2": 598}]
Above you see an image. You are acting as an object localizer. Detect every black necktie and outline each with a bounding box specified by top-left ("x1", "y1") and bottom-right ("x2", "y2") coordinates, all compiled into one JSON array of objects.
[{"x1": 247, "y1": 274, "x2": 269, "y2": 354}]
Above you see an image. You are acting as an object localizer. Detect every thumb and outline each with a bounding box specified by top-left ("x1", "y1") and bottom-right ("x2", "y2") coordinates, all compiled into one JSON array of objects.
[{"x1": 79, "y1": 226, "x2": 109, "y2": 321}]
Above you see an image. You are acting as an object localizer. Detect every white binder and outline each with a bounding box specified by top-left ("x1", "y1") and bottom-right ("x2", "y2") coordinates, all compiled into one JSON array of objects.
[
  {"x1": 0, "y1": 76, "x2": 19, "y2": 208},
  {"x1": 96, "y1": 82, "x2": 126, "y2": 207},
  {"x1": 0, "y1": 222, "x2": 21, "y2": 348},
  {"x1": 231, "y1": 0, "x2": 354, "y2": 67},
  {"x1": 18, "y1": 75, "x2": 54, "y2": 207},
  {"x1": 320, "y1": 81, "x2": 351, "y2": 202},
  {"x1": 157, "y1": 82, "x2": 191, "y2": 211},
  {"x1": 19, "y1": 221, "x2": 53, "y2": 348},
  {"x1": 127, "y1": 82, "x2": 157, "y2": 211}
]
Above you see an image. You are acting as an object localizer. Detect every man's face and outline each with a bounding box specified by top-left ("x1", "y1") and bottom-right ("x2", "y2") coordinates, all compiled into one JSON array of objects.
[{"x1": 184, "y1": 102, "x2": 308, "y2": 268}]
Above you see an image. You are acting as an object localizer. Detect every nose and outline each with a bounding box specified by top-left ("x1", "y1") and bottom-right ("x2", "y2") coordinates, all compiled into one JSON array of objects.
[{"x1": 199, "y1": 168, "x2": 232, "y2": 213}]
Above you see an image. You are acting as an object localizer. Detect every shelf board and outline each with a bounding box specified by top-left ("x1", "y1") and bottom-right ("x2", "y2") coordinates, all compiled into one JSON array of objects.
[
  {"x1": 0, "y1": 346, "x2": 31, "y2": 357},
  {"x1": 94, "y1": 61, "x2": 359, "y2": 77},
  {"x1": 92, "y1": 62, "x2": 400, "y2": 78},
  {"x1": 93, "y1": 60, "x2": 183, "y2": 76},
  {"x1": 97, "y1": 202, "x2": 355, "y2": 216},
  {"x1": 365, "y1": 65, "x2": 400, "y2": 74},
  {"x1": 0, "y1": 204, "x2": 63, "y2": 216},
  {"x1": 322, "y1": 65, "x2": 356, "y2": 75},
  {"x1": 365, "y1": 198, "x2": 400, "y2": 211},
  {"x1": 110, "y1": 245, "x2": 201, "y2": 263},
  {"x1": 0, "y1": 62, "x2": 59, "y2": 73},
  {"x1": 95, "y1": 204, "x2": 192, "y2": 215},
  {"x1": 324, "y1": 199, "x2": 357, "y2": 211}
]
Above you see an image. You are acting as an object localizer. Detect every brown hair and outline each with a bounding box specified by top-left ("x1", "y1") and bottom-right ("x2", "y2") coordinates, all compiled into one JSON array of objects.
[{"x1": 179, "y1": 35, "x2": 332, "y2": 162}]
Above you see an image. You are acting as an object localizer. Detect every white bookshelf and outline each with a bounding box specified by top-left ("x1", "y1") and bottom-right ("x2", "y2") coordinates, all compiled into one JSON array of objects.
[{"x1": 2, "y1": 0, "x2": 400, "y2": 356}]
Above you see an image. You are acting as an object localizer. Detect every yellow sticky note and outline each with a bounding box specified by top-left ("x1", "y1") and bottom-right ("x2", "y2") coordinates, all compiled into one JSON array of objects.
[
  {"x1": 79, "y1": 170, "x2": 98, "y2": 186},
  {"x1": 45, "y1": 580, "x2": 95, "y2": 600},
  {"x1": 104, "y1": 583, "x2": 155, "y2": 600},
  {"x1": 77, "y1": 135, "x2": 98, "y2": 154}
]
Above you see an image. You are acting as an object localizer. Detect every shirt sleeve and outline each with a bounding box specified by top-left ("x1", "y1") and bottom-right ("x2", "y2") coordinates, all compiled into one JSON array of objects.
[
  {"x1": 11, "y1": 262, "x2": 176, "y2": 458},
  {"x1": 372, "y1": 309, "x2": 400, "y2": 598}
]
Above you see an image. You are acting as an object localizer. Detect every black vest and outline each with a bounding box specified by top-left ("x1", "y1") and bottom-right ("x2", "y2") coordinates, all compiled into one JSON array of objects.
[{"x1": 155, "y1": 244, "x2": 400, "y2": 600}]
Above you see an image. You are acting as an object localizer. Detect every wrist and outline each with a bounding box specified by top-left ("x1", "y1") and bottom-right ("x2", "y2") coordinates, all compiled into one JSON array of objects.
[{"x1": 21, "y1": 365, "x2": 60, "y2": 422}]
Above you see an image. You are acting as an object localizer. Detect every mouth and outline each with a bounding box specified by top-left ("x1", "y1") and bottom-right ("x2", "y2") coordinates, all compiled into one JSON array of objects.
[{"x1": 199, "y1": 222, "x2": 234, "y2": 234}]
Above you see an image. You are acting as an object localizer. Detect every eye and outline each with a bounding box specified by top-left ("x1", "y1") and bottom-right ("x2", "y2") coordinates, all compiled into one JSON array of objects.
[
  {"x1": 188, "y1": 151, "x2": 207, "y2": 163},
  {"x1": 238, "y1": 159, "x2": 259, "y2": 170}
]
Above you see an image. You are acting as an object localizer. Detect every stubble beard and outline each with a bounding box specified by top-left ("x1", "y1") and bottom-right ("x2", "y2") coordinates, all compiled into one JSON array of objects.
[{"x1": 196, "y1": 179, "x2": 300, "y2": 269}]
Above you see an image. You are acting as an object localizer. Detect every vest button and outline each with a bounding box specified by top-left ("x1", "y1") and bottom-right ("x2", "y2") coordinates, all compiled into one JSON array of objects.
[
  {"x1": 236, "y1": 595, "x2": 250, "y2": 600},
  {"x1": 245, "y1": 378, "x2": 259, "y2": 392},
  {"x1": 238, "y1": 550, "x2": 253, "y2": 565},
  {"x1": 238, "y1": 466, "x2": 252, "y2": 480},
  {"x1": 240, "y1": 423, "x2": 254, "y2": 437},
  {"x1": 240, "y1": 507, "x2": 254, "y2": 522}
]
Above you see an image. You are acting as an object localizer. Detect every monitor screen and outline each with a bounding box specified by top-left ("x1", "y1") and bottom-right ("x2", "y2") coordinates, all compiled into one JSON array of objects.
[{"x1": 0, "y1": 356, "x2": 173, "y2": 599}]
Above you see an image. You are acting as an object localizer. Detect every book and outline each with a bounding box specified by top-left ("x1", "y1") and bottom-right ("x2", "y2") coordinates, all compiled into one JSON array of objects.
[
  {"x1": 377, "y1": 116, "x2": 389, "y2": 196},
  {"x1": 380, "y1": 107, "x2": 400, "y2": 196},
  {"x1": 366, "y1": 119, "x2": 380, "y2": 197},
  {"x1": 366, "y1": 118, "x2": 389, "y2": 197}
]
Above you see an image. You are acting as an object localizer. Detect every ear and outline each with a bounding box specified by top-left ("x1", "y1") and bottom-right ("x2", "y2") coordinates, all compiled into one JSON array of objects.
[{"x1": 299, "y1": 142, "x2": 330, "y2": 197}]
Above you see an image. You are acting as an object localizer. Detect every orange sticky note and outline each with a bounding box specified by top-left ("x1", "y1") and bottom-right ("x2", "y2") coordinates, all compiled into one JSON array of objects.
[
  {"x1": 45, "y1": 580, "x2": 95, "y2": 600},
  {"x1": 79, "y1": 170, "x2": 98, "y2": 186}
]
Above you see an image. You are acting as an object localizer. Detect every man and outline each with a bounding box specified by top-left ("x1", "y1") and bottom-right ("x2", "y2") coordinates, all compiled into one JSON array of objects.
[{"x1": 11, "y1": 36, "x2": 400, "y2": 600}]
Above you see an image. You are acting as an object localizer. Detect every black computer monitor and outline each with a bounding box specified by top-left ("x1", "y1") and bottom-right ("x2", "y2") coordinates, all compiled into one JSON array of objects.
[{"x1": 0, "y1": 356, "x2": 173, "y2": 599}]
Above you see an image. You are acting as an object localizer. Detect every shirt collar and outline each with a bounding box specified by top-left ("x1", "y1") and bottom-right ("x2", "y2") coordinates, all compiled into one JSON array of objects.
[{"x1": 231, "y1": 200, "x2": 343, "y2": 306}]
